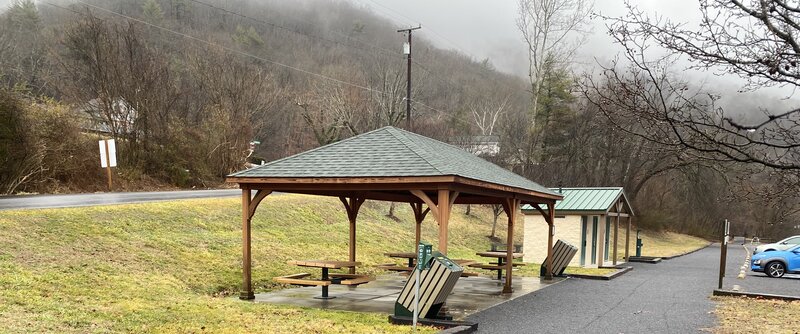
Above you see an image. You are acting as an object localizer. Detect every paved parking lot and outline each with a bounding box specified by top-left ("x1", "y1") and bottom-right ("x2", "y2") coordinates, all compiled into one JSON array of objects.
[
  {"x1": 725, "y1": 242, "x2": 800, "y2": 296},
  {"x1": 469, "y1": 244, "x2": 730, "y2": 333}
]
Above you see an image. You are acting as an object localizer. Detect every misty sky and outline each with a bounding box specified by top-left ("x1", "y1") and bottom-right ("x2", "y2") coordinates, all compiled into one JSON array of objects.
[{"x1": 352, "y1": 0, "x2": 797, "y2": 119}]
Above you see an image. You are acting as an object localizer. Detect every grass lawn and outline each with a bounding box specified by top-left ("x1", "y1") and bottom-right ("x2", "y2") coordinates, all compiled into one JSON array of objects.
[
  {"x1": 0, "y1": 195, "x2": 453, "y2": 333},
  {"x1": 712, "y1": 296, "x2": 800, "y2": 333},
  {"x1": 612, "y1": 229, "x2": 710, "y2": 261},
  {"x1": 635, "y1": 230, "x2": 710, "y2": 258},
  {"x1": 0, "y1": 195, "x2": 709, "y2": 332}
]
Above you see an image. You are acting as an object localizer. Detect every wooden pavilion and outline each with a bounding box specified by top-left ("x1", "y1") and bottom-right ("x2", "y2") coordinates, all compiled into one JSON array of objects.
[{"x1": 226, "y1": 126, "x2": 563, "y2": 299}]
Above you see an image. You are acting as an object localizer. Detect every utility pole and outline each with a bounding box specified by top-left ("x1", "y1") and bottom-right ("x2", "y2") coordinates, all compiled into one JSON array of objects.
[{"x1": 397, "y1": 25, "x2": 421, "y2": 130}]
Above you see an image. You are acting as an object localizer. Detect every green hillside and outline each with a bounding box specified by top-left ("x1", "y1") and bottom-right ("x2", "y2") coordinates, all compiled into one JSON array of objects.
[
  {"x1": 0, "y1": 195, "x2": 515, "y2": 333},
  {"x1": 0, "y1": 195, "x2": 707, "y2": 333}
]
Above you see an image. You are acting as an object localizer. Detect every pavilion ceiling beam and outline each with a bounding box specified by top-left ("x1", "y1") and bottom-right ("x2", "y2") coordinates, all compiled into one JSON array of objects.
[
  {"x1": 410, "y1": 190, "x2": 440, "y2": 222},
  {"x1": 228, "y1": 176, "x2": 564, "y2": 203},
  {"x1": 249, "y1": 190, "x2": 272, "y2": 220},
  {"x1": 411, "y1": 190, "x2": 459, "y2": 254}
]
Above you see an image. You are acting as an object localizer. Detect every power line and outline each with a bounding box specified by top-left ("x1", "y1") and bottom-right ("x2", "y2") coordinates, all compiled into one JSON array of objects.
[
  {"x1": 185, "y1": 0, "x2": 400, "y2": 58},
  {"x1": 43, "y1": 1, "x2": 446, "y2": 115},
  {"x1": 185, "y1": 0, "x2": 468, "y2": 112},
  {"x1": 365, "y1": 0, "x2": 419, "y2": 27},
  {"x1": 360, "y1": 0, "x2": 529, "y2": 96}
]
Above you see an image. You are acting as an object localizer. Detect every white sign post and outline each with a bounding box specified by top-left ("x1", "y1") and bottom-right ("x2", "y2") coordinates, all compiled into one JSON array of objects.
[{"x1": 99, "y1": 139, "x2": 117, "y2": 191}]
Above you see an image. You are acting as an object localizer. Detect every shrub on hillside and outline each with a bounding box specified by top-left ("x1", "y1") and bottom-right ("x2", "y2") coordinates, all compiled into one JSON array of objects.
[{"x1": 0, "y1": 90, "x2": 98, "y2": 194}]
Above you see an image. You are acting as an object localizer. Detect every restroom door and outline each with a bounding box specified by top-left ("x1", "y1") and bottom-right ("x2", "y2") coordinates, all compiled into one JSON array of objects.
[
  {"x1": 580, "y1": 216, "x2": 587, "y2": 266},
  {"x1": 591, "y1": 216, "x2": 598, "y2": 265}
]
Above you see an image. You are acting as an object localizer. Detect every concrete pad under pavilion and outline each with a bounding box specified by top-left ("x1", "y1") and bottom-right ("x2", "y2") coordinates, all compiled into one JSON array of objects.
[{"x1": 254, "y1": 273, "x2": 566, "y2": 320}]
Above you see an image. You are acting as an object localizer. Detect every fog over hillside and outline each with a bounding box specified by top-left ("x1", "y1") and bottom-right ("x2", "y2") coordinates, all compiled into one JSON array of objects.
[{"x1": 355, "y1": 0, "x2": 797, "y2": 120}]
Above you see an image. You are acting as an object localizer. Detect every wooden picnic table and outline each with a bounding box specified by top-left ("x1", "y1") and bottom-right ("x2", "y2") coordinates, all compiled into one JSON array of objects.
[
  {"x1": 475, "y1": 251, "x2": 524, "y2": 259},
  {"x1": 384, "y1": 252, "x2": 416, "y2": 267},
  {"x1": 281, "y1": 260, "x2": 365, "y2": 299},
  {"x1": 472, "y1": 252, "x2": 525, "y2": 280},
  {"x1": 453, "y1": 259, "x2": 478, "y2": 266}
]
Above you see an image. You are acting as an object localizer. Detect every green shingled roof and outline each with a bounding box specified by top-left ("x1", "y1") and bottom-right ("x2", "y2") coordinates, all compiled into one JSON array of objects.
[
  {"x1": 521, "y1": 187, "x2": 630, "y2": 213},
  {"x1": 229, "y1": 126, "x2": 558, "y2": 196}
]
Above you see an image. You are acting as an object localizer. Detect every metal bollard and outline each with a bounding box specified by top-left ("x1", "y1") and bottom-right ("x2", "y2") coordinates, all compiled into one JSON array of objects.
[{"x1": 635, "y1": 229, "x2": 643, "y2": 257}]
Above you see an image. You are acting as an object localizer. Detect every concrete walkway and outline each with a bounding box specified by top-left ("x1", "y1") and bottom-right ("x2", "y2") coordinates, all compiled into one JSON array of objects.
[
  {"x1": 469, "y1": 243, "x2": 737, "y2": 333},
  {"x1": 256, "y1": 273, "x2": 565, "y2": 320}
]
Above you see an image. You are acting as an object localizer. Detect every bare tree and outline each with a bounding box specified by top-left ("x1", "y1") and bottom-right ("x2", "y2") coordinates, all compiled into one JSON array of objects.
[
  {"x1": 598, "y1": 0, "x2": 800, "y2": 171},
  {"x1": 516, "y1": 0, "x2": 593, "y2": 133},
  {"x1": 471, "y1": 95, "x2": 509, "y2": 136},
  {"x1": 489, "y1": 204, "x2": 503, "y2": 239}
]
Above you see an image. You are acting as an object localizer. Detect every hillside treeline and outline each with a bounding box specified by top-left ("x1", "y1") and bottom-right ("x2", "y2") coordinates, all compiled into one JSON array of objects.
[{"x1": 0, "y1": 0, "x2": 794, "y2": 239}]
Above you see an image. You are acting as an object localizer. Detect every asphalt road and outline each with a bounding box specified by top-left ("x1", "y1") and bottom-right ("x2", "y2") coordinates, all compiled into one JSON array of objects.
[
  {"x1": 469, "y1": 243, "x2": 738, "y2": 334},
  {"x1": 0, "y1": 189, "x2": 241, "y2": 210}
]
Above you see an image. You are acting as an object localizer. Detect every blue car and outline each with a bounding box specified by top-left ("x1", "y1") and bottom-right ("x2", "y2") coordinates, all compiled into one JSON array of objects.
[{"x1": 751, "y1": 245, "x2": 800, "y2": 278}]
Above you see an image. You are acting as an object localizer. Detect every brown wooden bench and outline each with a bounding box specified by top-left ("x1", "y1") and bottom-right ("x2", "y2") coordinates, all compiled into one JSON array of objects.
[
  {"x1": 329, "y1": 273, "x2": 373, "y2": 285},
  {"x1": 273, "y1": 273, "x2": 331, "y2": 286},
  {"x1": 468, "y1": 264, "x2": 506, "y2": 270},
  {"x1": 468, "y1": 263, "x2": 526, "y2": 280},
  {"x1": 488, "y1": 262, "x2": 527, "y2": 267},
  {"x1": 460, "y1": 271, "x2": 480, "y2": 277},
  {"x1": 376, "y1": 263, "x2": 414, "y2": 272}
]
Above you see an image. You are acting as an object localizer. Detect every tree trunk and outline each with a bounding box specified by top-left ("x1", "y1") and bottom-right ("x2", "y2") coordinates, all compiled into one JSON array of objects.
[{"x1": 387, "y1": 202, "x2": 395, "y2": 217}]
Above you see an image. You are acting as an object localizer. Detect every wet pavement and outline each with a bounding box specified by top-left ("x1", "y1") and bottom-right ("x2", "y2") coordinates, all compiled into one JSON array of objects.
[
  {"x1": 0, "y1": 189, "x2": 241, "y2": 210},
  {"x1": 255, "y1": 273, "x2": 565, "y2": 320},
  {"x1": 469, "y1": 243, "x2": 726, "y2": 333}
]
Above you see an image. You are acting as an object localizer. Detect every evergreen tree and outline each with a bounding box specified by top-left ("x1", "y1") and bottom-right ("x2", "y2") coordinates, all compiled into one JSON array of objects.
[
  {"x1": 142, "y1": 0, "x2": 164, "y2": 24},
  {"x1": 6, "y1": 0, "x2": 40, "y2": 32}
]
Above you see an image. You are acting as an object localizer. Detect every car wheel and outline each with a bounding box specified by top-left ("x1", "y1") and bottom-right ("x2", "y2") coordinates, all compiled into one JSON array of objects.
[{"x1": 766, "y1": 261, "x2": 786, "y2": 278}]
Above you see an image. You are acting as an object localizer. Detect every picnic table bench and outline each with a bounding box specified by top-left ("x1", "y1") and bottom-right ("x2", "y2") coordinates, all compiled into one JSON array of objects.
[
  {"x1": 469, "y1": 251, "x2": 525, "y2": 280},
  {"x1": 273, "y1": 260, "x2": 372, "y2": 299},
  {"x1": 377, "y1": 254, "x2": 480, "y2": 277},
  {"x1": 376, "y1": 252, "x2": 416, "y2": 273}
]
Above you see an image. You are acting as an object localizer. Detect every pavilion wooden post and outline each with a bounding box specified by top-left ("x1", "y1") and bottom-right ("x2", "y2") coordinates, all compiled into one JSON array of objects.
[
  {"x1": 410, "y1": 202, "x2": 430, "y2": 251},
  {"x1": 240, "y1": 187, "x2": 271, "y2": 300},
  {"x1": 598, "y1": 214, "x2": 606, "y2": 266},
  {"x1": 530, "y1": 203, "x2": 556, "y2": 280},
  {"x1": 546, "y1": 203, "x2": 555, "y2": 280},
  {"x1": 340, "y1": 196, "x2": 365, "y2": 275},
  {"x1": 613, "y1": 214, "x2": 620, "y2": 266},
  {"x1": 501, "y1": 198, "x2": 520, "y2": 293},
  {"x1": 613, "y1": 201, "x2": 624, "y2": 266},
  {"x1": 436, "y1": 190, "x2": 460, "y2": 255},
  {"x1": 625, "y1": 215, "x2": 633, "y2": 260},
  {"x1": 241, "y1": 187, "x2": 252, "y2": 300}
]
